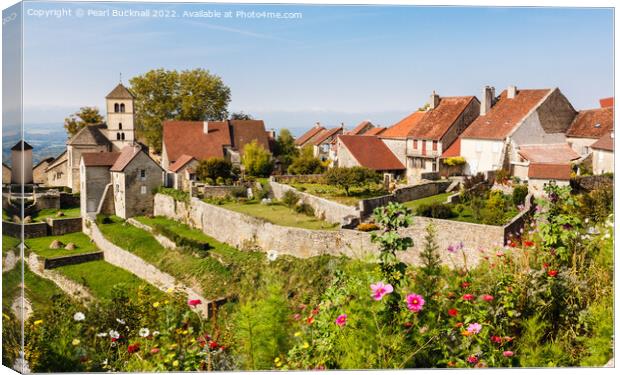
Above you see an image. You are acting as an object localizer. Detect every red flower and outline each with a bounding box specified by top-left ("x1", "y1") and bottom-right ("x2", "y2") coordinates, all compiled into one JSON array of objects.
[
  {"x1": 543, "y1": 262, "x2": 549, "y2": 269},
  {"x1": 509, "y1": 242, "x2": 517, "y2": 248},
  {"x1": 482, "y1": 294, "x2": 494, "y2": 302},
  {"x1": 127, "y1": 343, "x2": 140, "y2": 354},
  {"x1": 311, "y1": 307, "x2": 320, "y2": 316},
  {"x1": 403, "y1": 322, "x2": 413, "y2": 328},
  {"x1": 462, "y1": 294, "x2": 475, "y2": 301},
  {"x1": 455, "y1": 322, "x2": 464, "y2": 328},
  {"x1": 467, "y1": 355, "x2": 478, "y2": 364},
  {"x1": 447, "y1": 361, "x2": 456, "y2": 367},
  {"x1": 547, "y1": 270, "x2": 558, "y2": 277},
  {"x1": 188, "y1": 299, "x2": 202, "y2": 307},
  {"x1": 307, "y1": 316, "x2": 315, "y2": 325},
  {"x1": 491, "y1": 335, "x2": 502, "y2": 344},
  {"x1": 209, "y1": 341, "x2": 219, "y2": 350},
  {"x1": 150, "y1": 348, "x2": 160, "y2": 354},
  {"x1": 523, "y1": 240, "x2": 534, "y2": 247},
  {"x1": 461, "y1": 282, "x2": 470, "y2": 288},
  {"x1": 448, "y1": 308, "x2": 458, "y2": 317}
]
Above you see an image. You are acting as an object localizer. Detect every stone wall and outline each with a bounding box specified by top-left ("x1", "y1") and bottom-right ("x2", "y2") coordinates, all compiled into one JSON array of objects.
[
  {"x1": 272, "y1": 174, "x2": 324, "y2": 184},
  {"x1": 36, "y1": 193, "x2": 61, "y2": 209},
  {"x1": 269, "y1": 179, "x2": 359, "y2": 224},
  {"x1": 153, "y1": 193, "x2": 514, "y2": 269},
  {"x1": 126, "y1": 218, "x2": 178, "y2": 250},
  {"x1": 47, "y1": 217, "x2": 83, "y2": 236},
  {"x1": 60, "y1": 193, "x2": 80, "y2": 207},
  {"x1": 191, "y1": 185, "x2": 245, "y2": 199},
  {"x1": 43, "y1": 251, "x2": 104, "y2": 269},
  {"x1": 2, "y1": 221, "x2": 48, "y2": 239}
]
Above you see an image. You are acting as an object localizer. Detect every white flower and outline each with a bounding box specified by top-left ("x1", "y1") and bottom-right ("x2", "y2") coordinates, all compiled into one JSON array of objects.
[
  {"x1": 267, "y1": 250, "x2": 279, "y2": 262},
  {"x1": 152, "y1": 330, "x2": 160, "y2": 337},
  {"x1": 585, "y1": 218, "x2": 589, "y2": 224},
  {"x1": 73, "y1": 312, "x2": 85, "y2": 321},
  {"x1": 139, "y1": 328, "x2": 150, "y2": 337},
  {"x1": 96, "y1": 332, "x2": 108, "y2": 337},
  {"x1": 604, "y1": 233, "x2": 611, "y2": 239},
  {"x1": 109, "y1": 330, "x2": 120, "y2": 339},
  {"x1": 116, "y1": 318, "x2": 125, "y2": 325}
]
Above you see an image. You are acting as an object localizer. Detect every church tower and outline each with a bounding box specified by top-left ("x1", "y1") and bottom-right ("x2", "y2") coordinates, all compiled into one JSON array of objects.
[{"x1": 105, "y1": 82, "x2": 136, "y2": 150}]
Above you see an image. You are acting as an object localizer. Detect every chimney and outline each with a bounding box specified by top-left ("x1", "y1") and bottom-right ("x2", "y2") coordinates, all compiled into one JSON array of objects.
[
  {"x1": 507, "y1": 85, "x2": 517, "y2": 99},
  {"x1": 268, "y1": 129, "x2": 276, "y2": 139},
  {"x1": 314, "y1": 122, "x2": 321, "y2": 128},
  {"x1": 340, "y1": 122, "x2": 344, "y2": 129},
  {"x1": 480, "y1": 86, "x2": 495, "y2": 116},
  {"x1": 430, "y1": 91, "x2": 440, "y2": 109}
]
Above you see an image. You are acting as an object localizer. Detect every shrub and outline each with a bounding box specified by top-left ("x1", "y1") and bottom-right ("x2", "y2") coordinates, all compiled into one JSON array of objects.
[
  {"x1": 215, "y1": 176, "x2": 226, "y2": 186},
  {"x1": 324, "y1": 166, "x2": 381, "y2": 196},
  {"x1": 356, "y1": 223, "x2": 379, "y2": 232},
  {"x1": 578, "y1": 188, "x2": 613, "y2": 223},
  {"x1": 442, "y1": 156, "x2": 466, "y2": 166},
  {"x1": 416, "y1": 203, "x2": 454, "y2": 219},
  {"x1": 196, "y1": 157, "x2": 232, "y2": 182},
  {"x1": 156, "y1": 186, "x2": 190, "y2": 203},
  {"x1": 513, "y1": 184, "x2": 529, "y2": 206},
  {"x1": 96, "y1": 215, "x2": 113, "y2": 225},
  {"x1": 231, "y1": 186, "x2": 247, "y2": 199},
  {"x1": 204, "y1": 177, "x2": 215, "y2": 185},
  {"x1": 287, "y1": 146, "x2": 325, "y2": 175},
  {"x1": 151, "y1": 223, "x2": 212, "y2": 252},
  {"x1": 495, "y1": 168, "x2": 510, "y2": 185},
  {"x1": 282, "y1": 190, "x2": 300, "y2": 208},
  {"x1": 454, "y1": 203, "x2": 465, "y2": 213},
  {"x1": 254, "y1": 185, "x2": 271, "y2": 201},
  {"x1": 242, "y1": 140, "x2": 274, "y2": 177},
  {"x1": 294, "y1": 203, "x2": 315, "y2": 217}
]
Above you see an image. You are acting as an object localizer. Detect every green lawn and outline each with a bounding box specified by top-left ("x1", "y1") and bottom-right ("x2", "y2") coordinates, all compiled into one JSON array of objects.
[
  {"x1": 2, "y1": 235, "x2": 21, "y2": 255},
  {"x1": 136, "y1": 216, "x2": 216, "y2": 244},
  {"x1": 289, "y1": 183, "x2": 388, "y2": 206},
  {"x1": 219, "y1": 201, "x2": 339, "y2": 230},
  {"x1": 2, "y1": 264, "x2": 66, "y2": 313},
  {"x1": 98, "y1": 216, "x2": 243, "y2": 299},
  {"x1": 25, "y1": 232, "x2": 99, "y2": 259},
  {"x1": 403, "y1": 192, "x2": 453, "y2": 211},
  {"x1": 54, "y1": 260, "x2": 161, "y2": 301},
  {"x1": 31, "y1": 207, "x2": 81, "y2": 222}
]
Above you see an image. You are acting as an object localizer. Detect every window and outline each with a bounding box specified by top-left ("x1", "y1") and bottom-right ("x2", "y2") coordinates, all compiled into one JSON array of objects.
[
  {"x1": 121, "y1": 133, "x2": 125, "y2": 140},
  {"x1": 117, "y1": 133, "x2": 121, "y2": 140},
  {"x1": 140, "y1": 185, "x2": 147, "y2": 194},
  {"x1": 114, "y1": 103, "x2": 120, "y2": 113},
  {"x1": 115, "y1": 184, "x2": 119, "y2": 193},
  {"x1": 432, "y1": 160, "x2": 437, "y2": 172},
  {"x1": 422, "y1": 141, "x2": 427, "y2": 155},
  {"x1": 119, "y1": 122, "x2": 122, "y2": 130},
  {"x1": 413, "y1": 140, "x2": 418, "y2": 149},
  {"x1": 582, "y1": 146, "x2": 590, "y2": 155},
  {"x1": 432, "y1": 141, "x2": 438, "y2": 151},
  {"x1": 140, "y1": 169, "x2": 146, "y2": 180},
  {"x1": 120, "y1": 103, "x2": 126, "y2": 112}
]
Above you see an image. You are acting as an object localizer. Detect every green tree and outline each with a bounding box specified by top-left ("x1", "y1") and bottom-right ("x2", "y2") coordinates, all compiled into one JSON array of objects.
[
  {"x1": 230, "y1": 112, "x2": 254, "y2": 120},
  {"x1": 195, "y1": 157, "x2": 232, "y2": 182},
  {"x1": 273, "y1": 129, "x2": 299, "y2": 171},
  {"x1": 242, "y1": 140, "x2": 273, "y2": 177},
  {"x1": 287, "y1": 146, "x2": 324, "y2": 175},
  {"x1": 129, "y1": 68, "x2": 231, "y2": 152},
  {"x1": 64, "y1": 107, "x2": 104, "y2": 137},
  {"x1": 324, "y1": 166, "x2": 380, "y2": 196},
  {"x1": 415, "y1": 223, "x2": 442, "y2": 299}
]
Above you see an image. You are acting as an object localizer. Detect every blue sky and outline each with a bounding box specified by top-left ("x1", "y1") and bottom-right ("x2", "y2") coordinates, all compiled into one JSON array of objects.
[{"x1": 16, "y1": 1, "x2": 614, "y2": 135}]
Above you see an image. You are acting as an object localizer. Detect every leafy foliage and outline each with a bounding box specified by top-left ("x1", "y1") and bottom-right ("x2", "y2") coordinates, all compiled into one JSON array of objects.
[
  {"x1": 512, "y1": 184, "x2": 529, "y2": 206},
  {"x1": 196, "y1": 158, "x2": 232, "y2": 183},
  {"x1": 287, "y1": 146, "x2": 325, "y2": 175},
  {"x1": 242, "y1": 140, "x2": 274, "y2": 177},
  {"x1": 273, "y1": 129, "x2": 299, "y2": 171},
  {"x1": 64, "y1": 107, "x2": 104, "y2": 137},
  {"x1": 324, "y1": 167, "x2": 381, "y2": 196},
  {"x1": 442, "y1": 156, "x2": 466, "y2": 166}
]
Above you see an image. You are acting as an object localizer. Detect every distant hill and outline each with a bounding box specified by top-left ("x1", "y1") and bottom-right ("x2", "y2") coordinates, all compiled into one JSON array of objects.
[{"x1": 2, "y1": 123, "x2": 68, "y2": 167}]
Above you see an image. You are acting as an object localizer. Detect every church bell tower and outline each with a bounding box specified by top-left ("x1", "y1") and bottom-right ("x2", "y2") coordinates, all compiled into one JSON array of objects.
[{"x1": 105, "y1": 81, "x2": 135, "y2": 150}]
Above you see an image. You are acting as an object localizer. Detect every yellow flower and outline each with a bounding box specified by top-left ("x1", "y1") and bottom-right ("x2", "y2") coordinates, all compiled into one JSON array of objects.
[
  {"x1": 34, "y1": 320, "x2": 43, "y2": 326},
  {"x1": 181, "y1": 330, "x2": 188, "y2": 335},
  {"x1": 294, "y1": 331, "x2": 302, "y2": 337},
  {"x1": 172, "y1": 360, "x2": 179, "y2": 367},
  {"x1": 164, "y1": 300, "x2": 170, "y2": 305},
  {"x1": 275, "y1": 362, "x2": 282, "y2": 368},
  {"x1": 169, "y1": 343, "x2": 178, "y2": 350},
  {"x1": 302, "y1": 342, "x2": 309, "y2": 349},
  {"x1": 166, "y1": 288, "x2": 173, "y2": 294},
  {"x1": 274, "y1": 357, "x2": 281, "y2": 363},
  {"x1": 153, "y1": 302, "x2": 160, "y2": 308},
  {"x1": 190, "y1": 338, "x2": 196, "y2": 343},
  {"x1": 72, "y1": 339, "x2": 81, "y2": 346}
]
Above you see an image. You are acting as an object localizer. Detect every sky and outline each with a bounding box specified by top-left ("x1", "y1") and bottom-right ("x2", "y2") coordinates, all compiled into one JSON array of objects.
[{"x1": 9, "y1": 1, "x2": 616, "y2": 135}]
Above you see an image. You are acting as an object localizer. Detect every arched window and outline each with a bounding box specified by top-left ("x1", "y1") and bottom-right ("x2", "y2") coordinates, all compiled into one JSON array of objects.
[
  {"x1": 117, "y1": 133, "x2": 121, "y2": 140},
  {"x1": 121, "y1": 133, "x2": 125, "y2": 140},
  {"x1": 120, "y1": 103, "x2": 125, "y2": 112},
  {"x1": 118, "y1": 123, "x2": 122, "y2": 130},
  {"x1": 114, "y1": 103, "x2": 120, "y2": 113}
]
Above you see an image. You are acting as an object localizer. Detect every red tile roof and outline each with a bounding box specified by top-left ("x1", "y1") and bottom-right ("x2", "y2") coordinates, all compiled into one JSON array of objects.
[
  {"x1": 295, "y1": 125, "x2": 325, "y2": 146},
  {"x1": 364, "y1": 127, "x2": 387, "y2": 136},
  {"x1": 599, "y1": 97, "x2": 614, "y2": 108},
  {"x1": 228, "y1": 120, "x2": 271, "y2": 153},
  {"x1": 347, "y1": 121, "x2": 373, "y2": 135},
  {"x1": 338, "y1": 135, "x2": 405, "y2": 171},
  {"x1": 408, "y1": 96, "x2": 476, "y2": 140},
  {"x1": 591, "y1": 132, "x2": 614, "y2": 151},
  {"x1": 168, "y1": 154, "x2": 197, "y2": 173},
  {"x1": 82, "y1": 152, "x2": 120, "y2": 167},
  {"x1": 164, "y1": 121, "x2": 228, "y2": 164},
  {"x1": 441, "y1": 138, "x2": 461, "y2": 158},
  {"x1": 313, "y1": 127, "x2": 343, "y2": 145},
  {"x1": 110, "y1": 145, "x2": 143, "y2": 172},
  {"x1": 380, "y1": 111, "x2": 426, "y2": 139},
  {"x1": 528, "y1": 163, "x2": 572, "y2": 180},
  {"x1": 566, "y1": 107, "x2": 613, "y2": 139},
  {"x1": 518, "y1": 144, "x2": 580, "y2": 164},
  {"x1": 461, "y1": 89, "x2": 551, "y2": 140}
]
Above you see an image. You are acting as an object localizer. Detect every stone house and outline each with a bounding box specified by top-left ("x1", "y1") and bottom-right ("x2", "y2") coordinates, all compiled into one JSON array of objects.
[
  {"x1": 378, "y1": 111, "x2": 426, "y2": 167},
  {"x1": 404, "y1": 92, "x2": 480, "y2": 182},
  {"x1": 335, "y1": 135, "x2": 405, "y2": 178},
  {"x1": 312, "y1": 126, "x2": 344, "y2": 162},
  {"x1": 590, "y1": 132, "x2": 614, "y2": 174},
  {"x1": 512, "y1": 144, "x2": 580, "y2": 186},
  {"x1": 294, "y1": 122, "x2": 326, "y2": 149},
  {"x1": 2, "y1": 162, "x2": 11, "y2": 185},
  {"x1": 346, "y1": 120, "x2": 375, "y2": 135},
  {"x1": 80, "y1": 144, "x2": 163, "y2": 219},
  {"x1": 527, "y1": 163, "x2": 572, "y2": 196},
  {"x1": 45, "y1": 151, "x2": 68, "y2": 188},
  {"x1": 161, "y1": 119, "x2": 271, "y2": 172},
  {"x1": 33, "y1": 157, "x2": 54, "y2": 185},
  {"x1": 459, "y1": 85, "x2": 577, "y2": 175},
  {"x1": 167, "y1": 154, "x2": 199, "y2": 191},
  {"x1": 565, "y1": 99, "x2": 613, "y2": 156}
]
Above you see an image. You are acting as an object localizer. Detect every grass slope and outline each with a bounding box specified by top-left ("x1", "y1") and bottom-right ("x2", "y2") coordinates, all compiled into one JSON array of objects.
[
  {"x1": 403, "y1": 192, "x2": 453, "y2": 211},
  {"x1": 219, "y1": 201, "x2": 338, "y2": 230},
  {"x1": 31, "y1": 207, "x2": 81, "y2": 222},
  {"x1": 2, "y1": 265, "x2": 67, "y2": 313},
  {"x1": 25, "y1": 232, "x2": 99, "y2": 259},
  {"x1": 289, "y1": 182, "x2": 387, "y2": 206}
]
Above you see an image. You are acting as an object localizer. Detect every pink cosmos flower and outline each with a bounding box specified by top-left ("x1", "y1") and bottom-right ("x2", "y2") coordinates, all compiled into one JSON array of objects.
[
  {"x1": 482, "y1": 294, "x2": 494, "y2": 302},
  {"x1": 370, "y1": 282, "x2": 394, "y2": 301},
  {"x1": 503, "y1": 351, "x2": 514, "y2": 357},
  {"x1": 188, "y1": 299, "x2": 202, "y2": 307},
  {"x1": 467, "y1": 355, "x2": 478, "y2": 364},
  {"x1": 406, "y1": 294, "x2": 425, "y2": 312},
  {"x1": 466, "y1": 323, "x2": 482, "y2": 334},
  {"x1": 462, "y1": 294, "x2": 475, "y2": 301},
  {"x1": 335, "y1": 314, "x2": 347, "y2": 327}
]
